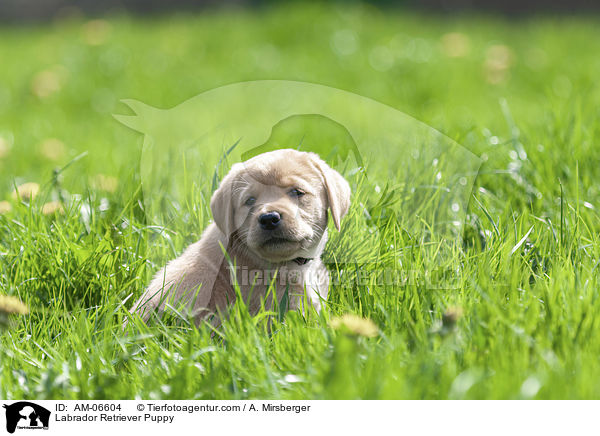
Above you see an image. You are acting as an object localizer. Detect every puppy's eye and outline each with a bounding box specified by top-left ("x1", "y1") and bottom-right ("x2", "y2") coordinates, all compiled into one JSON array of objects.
[
  {"x1": 245, "y1": 197, "x2": 256, "y2": 206},
  {"x1": 289, "y1": 188, "x2": 305, "y2": 197}
]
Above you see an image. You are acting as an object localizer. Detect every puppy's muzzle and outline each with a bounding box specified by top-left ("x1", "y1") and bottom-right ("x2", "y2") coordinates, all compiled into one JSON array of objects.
[{"x1": 259, "y1": 211, "x2": 281, "y2": 230}]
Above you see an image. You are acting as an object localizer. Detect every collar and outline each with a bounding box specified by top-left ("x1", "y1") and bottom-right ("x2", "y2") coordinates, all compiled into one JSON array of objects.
[{"x1": 292, "y1": 257, "x2": 313, "y2": 265}]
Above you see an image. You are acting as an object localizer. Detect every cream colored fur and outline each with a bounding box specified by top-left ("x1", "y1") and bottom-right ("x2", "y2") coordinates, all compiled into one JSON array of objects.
[{"x1": 132, "y1": 149, "x2": 350, "y2": 325}]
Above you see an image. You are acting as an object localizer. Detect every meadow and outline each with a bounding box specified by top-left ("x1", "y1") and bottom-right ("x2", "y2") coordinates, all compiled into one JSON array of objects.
[{"x1": 1, "y1": 3, "x2": 600, "y2": 399}]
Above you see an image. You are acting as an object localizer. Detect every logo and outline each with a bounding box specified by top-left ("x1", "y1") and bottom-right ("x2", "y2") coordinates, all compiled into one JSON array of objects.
[
  {"x1": 115, "y1": 80, "x2": 482, "y2": 289},
  {"x1": 2, "y1": 402, "x2": 50, "y2": 434}
]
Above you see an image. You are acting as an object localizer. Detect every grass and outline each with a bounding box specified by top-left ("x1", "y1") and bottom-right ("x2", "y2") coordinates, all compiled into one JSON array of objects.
[{"x1": 1, "y1": 2, "x2": 600, "y2": 399}]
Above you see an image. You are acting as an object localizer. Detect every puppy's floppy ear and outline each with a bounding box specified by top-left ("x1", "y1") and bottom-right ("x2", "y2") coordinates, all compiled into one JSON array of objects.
[
  {"x1": 312, "y1": 154, "x2": 351, "y2": 231},
  {"x1": 210, "y1": 164, "x2": 242, "y2": 237}
]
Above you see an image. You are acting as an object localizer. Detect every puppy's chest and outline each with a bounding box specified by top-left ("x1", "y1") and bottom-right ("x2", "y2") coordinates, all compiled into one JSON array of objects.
[{"x1": 234, "y1": 261, "x2": 327, "y2": 312}]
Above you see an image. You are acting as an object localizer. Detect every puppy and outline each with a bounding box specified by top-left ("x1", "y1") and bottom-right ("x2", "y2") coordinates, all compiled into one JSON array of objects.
[{"x1": 132, "y1": 149, "x2": 351, "y2": 325}]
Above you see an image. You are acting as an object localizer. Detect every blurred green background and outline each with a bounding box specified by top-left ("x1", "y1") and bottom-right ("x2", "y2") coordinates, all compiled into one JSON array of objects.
[{"x1": 1, "y1": 2, "x2": 598, "y2": 199}]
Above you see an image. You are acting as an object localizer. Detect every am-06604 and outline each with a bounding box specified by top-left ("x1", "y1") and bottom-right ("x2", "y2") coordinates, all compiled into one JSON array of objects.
[{"x1": 74, "y1": 404, "x2": 123, "y2": 412}]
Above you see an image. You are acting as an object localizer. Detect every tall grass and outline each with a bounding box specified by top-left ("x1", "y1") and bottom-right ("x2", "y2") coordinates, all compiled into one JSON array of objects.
[{"x1": 1, "y1": 3, "x2": 600, "y2": 399}]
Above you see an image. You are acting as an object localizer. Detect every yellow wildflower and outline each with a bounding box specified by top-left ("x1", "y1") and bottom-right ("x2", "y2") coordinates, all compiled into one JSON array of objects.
[
  {"x1": 11, "y1": 182, "x2": 40, "y2": 202},
  {"x1": 330, "y1": 314, "x2": 378, "y2": 338}
]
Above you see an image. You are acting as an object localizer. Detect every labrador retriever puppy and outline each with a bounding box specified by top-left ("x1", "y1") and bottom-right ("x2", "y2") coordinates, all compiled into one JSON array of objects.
[{"x1": 132, "y1": 149, "x2": 350, "y2": 325}]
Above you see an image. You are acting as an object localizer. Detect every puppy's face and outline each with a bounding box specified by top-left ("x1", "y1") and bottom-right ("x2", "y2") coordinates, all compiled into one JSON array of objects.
[{"x1": 211, "y1": 149, "x2": 351, "y2": 263}]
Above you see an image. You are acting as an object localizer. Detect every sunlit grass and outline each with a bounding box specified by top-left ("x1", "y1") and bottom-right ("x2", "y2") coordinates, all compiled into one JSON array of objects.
[{"x1": 1, "y1": 3, "x2": 600, "y2": 399}]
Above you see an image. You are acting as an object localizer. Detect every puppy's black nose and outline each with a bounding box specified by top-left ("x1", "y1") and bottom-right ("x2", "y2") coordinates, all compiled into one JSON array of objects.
[{"x1": 259, "y1": 212, "x2": 281, "y2": 230}]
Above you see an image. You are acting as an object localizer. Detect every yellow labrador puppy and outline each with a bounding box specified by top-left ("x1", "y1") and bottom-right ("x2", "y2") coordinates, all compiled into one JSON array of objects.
[{"x1": 132, "y1": 149, "x2": 350, "y2": 325}]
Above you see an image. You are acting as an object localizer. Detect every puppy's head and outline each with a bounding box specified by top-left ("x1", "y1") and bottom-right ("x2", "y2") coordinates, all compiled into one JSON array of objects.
[{"x1": 210, "y1": 149, "x2": 350, "y2": 263}]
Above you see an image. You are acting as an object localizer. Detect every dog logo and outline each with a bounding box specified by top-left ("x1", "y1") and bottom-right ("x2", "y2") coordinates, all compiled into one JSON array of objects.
[
  {"x1": 2, "y1": 402, "x2": 50, "y2": 433},
  {"x1": 116, "y1": 80, "x2": 482, "y2": 290}
]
